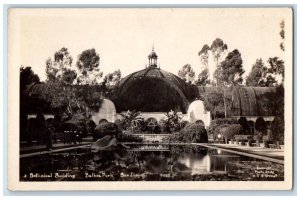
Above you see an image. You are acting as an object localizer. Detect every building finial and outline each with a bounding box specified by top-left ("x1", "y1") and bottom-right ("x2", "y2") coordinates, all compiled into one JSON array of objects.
[
  {"x1": 148, "y1": 46, "x2": 158, "y2": 68},
  {"x1": 152, "y1": 44, "x2": 154, "y2": 52}
]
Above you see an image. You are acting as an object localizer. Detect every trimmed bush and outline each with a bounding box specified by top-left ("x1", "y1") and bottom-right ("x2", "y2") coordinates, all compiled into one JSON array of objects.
[
  {"x1": 214, "y1": 124, "x2": 242, "y2": 144},
  {"x1": 208, "y1": 118, "x2": 238, "y2": 136},
  {"x1": 238, "y1": 117, "x2": 250, "y2": 134},
  {"x1": 254, "y1": 117, "x2": 267, "y2": 144},
  {"x1": 271, "y1": 116, "x2": 284, "y2": 142},
  {"x1": 180, "y1": 120, "x2": 189, "y2": 129},
  {"x1": 213, "y1": 124, "x2": 230, "y2": 140},
  {"x1": 94, "y1": 122, "x2": 118, "y2": 141},
  {"x1": 195, "y1": 120, "x2": 205, "y2": 126},
  {"x1": 181, "y1": 123, "x2": 208, "y2": 143},
  {"x1": 220, "y1": 124, "x2": 242, "y2": 143},
  {"x1": 255, "y1": 117, "x2": 267, "y2": 134}
]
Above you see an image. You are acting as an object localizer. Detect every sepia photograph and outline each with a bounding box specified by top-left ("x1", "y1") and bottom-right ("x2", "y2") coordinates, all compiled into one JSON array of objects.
[{"x1": 7, "y1": 7, "x2": 293, "y2": 190}]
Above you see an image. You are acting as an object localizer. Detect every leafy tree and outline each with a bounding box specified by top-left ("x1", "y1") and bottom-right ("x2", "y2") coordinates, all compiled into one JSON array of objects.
[
  {"x1": 198, "y1": 44, "x2": 210, "y2": 68},
  {"x1": 198, "y1": 39, "x2": 228, "y2": 85},
  {"x1": 271, "y1": 116, "x2": 284, "y2": 142},
  {"x1": 210, "y1": 38, "x2": 228, "y2": 84},
  {"x1": 195, "y1": 68, "x2": 210, "y2": 86},
  {"x1": 63, "y1": 69, "x2": 77, "y2": 85},
  {"x1": 214, "y1": 49, "x2": 244, "y2": 86},
  {"x1": 45, "y1": 47, "x2": 77, "y2": 84},
  {"x1": 178, "y1": 64, "x2": 195, "y2": 83},
  {"x1": 20, "y1": 66, "x2": 40, "y2": 91},
  {"x1": 43, "y1": 47, "x2": 102, "y2": 117},
  {"x1": 246, "y1": 57, "x2": 284, "y2": 87},
  {"x1": 261, "y1": 86, "x2": 284, "y2": 143},
  {"x1": 249, "y1": 57, "x2": 284, "y2": 87},
  {"x1": 246, "y1": 59, "x2": 267, "y2": 86},
  {"x1": 76, "y1": 48, "x2": 102, "y2": 85},
  {"x1": 267, "y1": 57, "x2": 284, "y2": 84},
  {"x1": 210, "y1": 38, "x2": 228, "y2": 64},
  {"x1": 103, "y1": 69, "x2": 122, "y2": 87}
]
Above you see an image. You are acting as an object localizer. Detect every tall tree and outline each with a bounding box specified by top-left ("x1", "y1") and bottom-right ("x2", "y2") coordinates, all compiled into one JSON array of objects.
[
  {"x1": 214, "y1": 49, "x2": 244, "y2": 86},
  {"x1": 45, "y1": 47, "x2": 77, "y2": 84},
  {"x1": 198, "y1": 38, "x2": 228, "y2": 85},
  {"x1": 214, "y1": 49, "x2": 244, "y2": 118},
  {"x1": 20, "y1": 66, "x2": 40, "y2": 91},
  {"x1": 43, "y1": 47, "x2": 79, "y2": 116},
  {"x1": 246, "y1": 57, "x2": 284, "y2": 87},
  {"x1": 198, "y1": 44, "x2": 210, "y2": 68},
  {"x1": 210, "y1": 38, "x2": 228, "y2": 84},
  {"x1": 195, "y1": 68, "x2": 210, "y2": 86},
  {"x1": 103, "y1": 69, "x2": 122, "y2": 87},
  {"x1": 210, "y1": 38, "x2": 228, "y2": 64},
  {"x1": 76, "y1": 48, "x2": 102, "y2": 85},
  {"x1": 267, "y1": 57, "x2": 284, "y2": 79},
  {"x1": 260, "y1": 57, "x2": 284, "y2": 87},
  {"x1": 246, "y1": 59, "x2": 267, "y2": 87},
  {"x1": 178, "y1": 64, "x2": 195, "y2": 83}
]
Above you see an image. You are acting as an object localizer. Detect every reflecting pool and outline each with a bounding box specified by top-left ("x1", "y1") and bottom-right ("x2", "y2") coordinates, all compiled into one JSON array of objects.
[{"x1": 20, "y1": 144, "x2": 284, "y2": 181}]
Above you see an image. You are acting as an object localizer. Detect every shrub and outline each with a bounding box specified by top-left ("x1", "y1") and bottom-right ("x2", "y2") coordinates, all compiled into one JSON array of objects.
[
  {"x1": 93, "y1": 122, "x2": 119, "y2": 141},
  {"x1": 180, "y1": 120, "x2": 189, "y2": 129},
  {"x1": 181, "y1": 123, "x2": 208, "y2": 143},
  {"x1": 255, "y1": 117, "x2": 267, "y2": 134},
  {"x1": 208, "y1": 118, "x2": 238, "y2": 136},
  {"x1": 238, "y1": 117, "x2": 250, "y2": 134},
  {"x1": 223, "y1": 124, "x2": 242, "y2": 141},
  {"x1": 195, "y1": 120, "x2": 205, "y2": 126},
  {"x1": 168, "y1": 132, "x2": 183, "y2": 143},
  {"x1": 213, "y1": 124, "x2": 230, "y2": 140},
  {"x1": 271, "y1": 116, "x2": 284, "y2": 142}
]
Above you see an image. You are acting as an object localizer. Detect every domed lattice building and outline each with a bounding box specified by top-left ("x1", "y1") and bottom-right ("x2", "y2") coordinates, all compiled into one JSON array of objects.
[
  {"x1": 22, "y1": 48, "x2": 279, "y2": 128},
  {"x1": 115, "y1": 48, "x2": 196, "y2": 113}
]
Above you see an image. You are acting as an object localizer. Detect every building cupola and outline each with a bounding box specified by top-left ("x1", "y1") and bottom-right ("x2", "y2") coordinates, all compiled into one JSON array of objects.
[{"x1": 148, "y1": 46, "x2": 158, "y2": 68}]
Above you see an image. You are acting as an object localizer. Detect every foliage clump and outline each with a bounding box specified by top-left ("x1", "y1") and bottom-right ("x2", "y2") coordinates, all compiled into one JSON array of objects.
[{"x1": 169, "y1": 123, "x2": 208, "y2": 143}]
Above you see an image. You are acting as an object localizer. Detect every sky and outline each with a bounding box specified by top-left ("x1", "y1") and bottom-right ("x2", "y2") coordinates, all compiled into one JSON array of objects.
[{"x1": 11, "y1": 8, "x2": 289, "y2": 82}]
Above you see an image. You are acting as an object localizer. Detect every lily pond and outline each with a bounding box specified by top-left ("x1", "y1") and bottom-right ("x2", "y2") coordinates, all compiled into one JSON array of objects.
[{"x1": 20, "y1": 143, "x2": 284, "y2": 181}]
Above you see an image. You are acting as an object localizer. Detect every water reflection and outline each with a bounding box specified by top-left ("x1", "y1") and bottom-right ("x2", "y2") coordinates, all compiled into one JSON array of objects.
[{"x1": 20, "y1": 144, "x2": 284, "y2": 181}]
